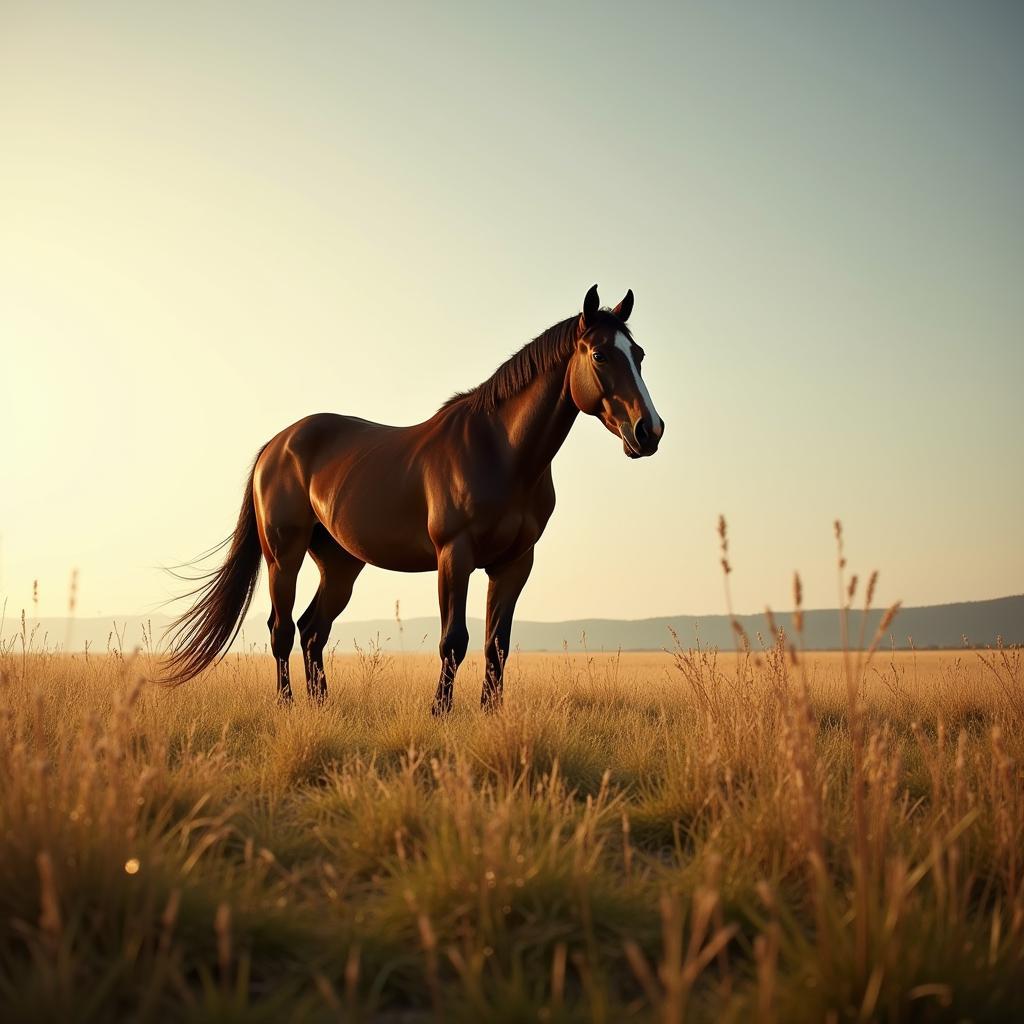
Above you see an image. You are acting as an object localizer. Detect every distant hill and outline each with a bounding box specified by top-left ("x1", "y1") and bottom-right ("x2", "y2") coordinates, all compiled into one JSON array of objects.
[{"x1": 5, "y1": 595, "x2": 1021, "y2": 655}]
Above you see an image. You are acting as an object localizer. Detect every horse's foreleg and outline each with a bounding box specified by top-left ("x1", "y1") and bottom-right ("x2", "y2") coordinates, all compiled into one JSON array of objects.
[
  {"x1": 482, "y1": 547, "x2": 534, "y2": 711},
  {"x1": 432, "y1": 538, "x2": 473, "y2": 715}
]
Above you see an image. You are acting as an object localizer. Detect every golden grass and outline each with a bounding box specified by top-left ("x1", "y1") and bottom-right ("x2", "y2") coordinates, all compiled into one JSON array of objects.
[{"x1": 1, "y1": 639, "x2": 1022, "y2": 1022}]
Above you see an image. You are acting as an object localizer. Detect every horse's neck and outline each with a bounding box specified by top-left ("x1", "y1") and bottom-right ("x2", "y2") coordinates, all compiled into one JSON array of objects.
[{"x1": 492, "y1": 360, "x2": 578, "y2": 479}]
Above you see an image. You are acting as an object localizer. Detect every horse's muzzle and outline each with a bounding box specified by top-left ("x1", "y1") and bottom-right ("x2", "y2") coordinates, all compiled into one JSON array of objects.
[{"x1": 625, "y1": 416, "x2": 664, "y2": 458}]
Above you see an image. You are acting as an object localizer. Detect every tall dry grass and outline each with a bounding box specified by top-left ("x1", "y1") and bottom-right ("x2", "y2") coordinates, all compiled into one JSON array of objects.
[{"x1": 1, "y1": 538, "x2": 1022, "y2": 1021}]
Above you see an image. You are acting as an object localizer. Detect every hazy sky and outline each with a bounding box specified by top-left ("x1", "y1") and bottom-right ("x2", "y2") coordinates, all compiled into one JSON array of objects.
[{"x1": 2, "y1": 2, "x2": 1022, "y2": 629}]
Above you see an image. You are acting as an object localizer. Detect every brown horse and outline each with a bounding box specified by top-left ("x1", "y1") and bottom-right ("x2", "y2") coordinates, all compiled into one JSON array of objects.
[{"x1": 164, "y1": 285, "x2": 663, "y2": 711}]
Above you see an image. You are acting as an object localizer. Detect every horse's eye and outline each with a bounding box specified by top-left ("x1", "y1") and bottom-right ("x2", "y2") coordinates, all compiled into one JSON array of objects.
[{"x1": 592, "y1": 350, "x2": 607, "y2": 364}]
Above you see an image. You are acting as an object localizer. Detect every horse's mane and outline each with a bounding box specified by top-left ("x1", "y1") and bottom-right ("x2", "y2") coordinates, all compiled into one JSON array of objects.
[{"x1": 441, "y1": 310, "x2": 630, "y2": 414}]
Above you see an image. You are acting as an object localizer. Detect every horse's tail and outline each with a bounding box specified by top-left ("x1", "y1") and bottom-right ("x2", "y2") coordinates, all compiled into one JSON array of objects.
[{"x1": 161, "y1": 447, "x2": 266, "y2": 685}]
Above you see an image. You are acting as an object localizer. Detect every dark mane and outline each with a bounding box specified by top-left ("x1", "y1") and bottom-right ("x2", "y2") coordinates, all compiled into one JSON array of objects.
[{"x1": 441, "y1": 310, "x2": 630, "y2": 414}]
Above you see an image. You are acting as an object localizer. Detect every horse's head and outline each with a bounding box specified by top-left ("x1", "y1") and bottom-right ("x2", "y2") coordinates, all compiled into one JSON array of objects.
[{"x1": 568, "y1": 285, "x2": 664, "y2": 458}]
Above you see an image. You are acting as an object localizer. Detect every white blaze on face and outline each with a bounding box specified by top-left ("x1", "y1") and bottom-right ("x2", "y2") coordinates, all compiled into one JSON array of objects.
[{"x1": 614, "y1": 331, "x2": 661, "y2": 433}]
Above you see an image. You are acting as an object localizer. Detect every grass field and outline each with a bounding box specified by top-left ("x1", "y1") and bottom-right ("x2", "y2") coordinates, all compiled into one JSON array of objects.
[{"x1": 1, "y1": 635, "x2": 1022, "y2": 1022}]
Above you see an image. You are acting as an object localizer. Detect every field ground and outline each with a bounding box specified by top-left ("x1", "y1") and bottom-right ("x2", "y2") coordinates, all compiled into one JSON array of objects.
[{"x1": 1, "y1": 644, "x2": 1022, "y2": 1022}]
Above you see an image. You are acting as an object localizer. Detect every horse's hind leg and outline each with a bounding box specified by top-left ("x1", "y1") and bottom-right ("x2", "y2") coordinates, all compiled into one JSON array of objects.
[
  {"x1": 298, "y1": 525, "x2": 365, "y2": 702},
  {"x1": 263, "y1": 523, "x2": 311, "y2": 702}
]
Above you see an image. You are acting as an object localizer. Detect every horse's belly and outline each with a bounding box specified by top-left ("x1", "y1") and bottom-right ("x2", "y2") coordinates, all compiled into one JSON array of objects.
[
  {"x1": 338, "y1": 532, "x2": 437, "y2": 573},
  {"x1": 310, "y1": 472, "x2": 436, "y2": 573},
  {"x1": 324, "y1": 508, "x2": 437, "y2": 573}
]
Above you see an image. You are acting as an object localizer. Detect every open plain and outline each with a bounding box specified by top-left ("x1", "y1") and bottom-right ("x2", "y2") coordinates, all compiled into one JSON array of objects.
[{"x1": 1, "y1": 642, "x2": 1021, "y2": 1022}]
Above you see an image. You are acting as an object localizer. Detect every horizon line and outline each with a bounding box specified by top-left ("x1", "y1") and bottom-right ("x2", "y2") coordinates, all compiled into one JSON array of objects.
[{"x1": 6, "y1": 591, "x2": 1021, "y2": 626}]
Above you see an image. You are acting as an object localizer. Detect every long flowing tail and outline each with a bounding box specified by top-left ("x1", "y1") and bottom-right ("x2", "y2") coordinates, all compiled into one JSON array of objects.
[{"x1": 162, "y1": 449, "x2": 266, "y2": 684}]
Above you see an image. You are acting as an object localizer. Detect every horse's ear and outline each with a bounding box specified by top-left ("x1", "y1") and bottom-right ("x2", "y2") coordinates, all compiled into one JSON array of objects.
[
  {"x1": 581, "y1": 284, "x2": 600, "y2": 330},
  {"x1": 612, "y1": 289, "x2": 634, "y2": 322}
]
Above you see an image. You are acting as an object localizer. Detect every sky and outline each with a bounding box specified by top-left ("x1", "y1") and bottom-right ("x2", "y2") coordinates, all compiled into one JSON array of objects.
[{"x1": 1, "y1": 1, "x2": 1022, "y2": 630}]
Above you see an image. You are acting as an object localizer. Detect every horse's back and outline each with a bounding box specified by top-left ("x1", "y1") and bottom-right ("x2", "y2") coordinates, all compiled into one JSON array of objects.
[{"x1": 260, "y1": 412, "x2": 396, "y2": 478}]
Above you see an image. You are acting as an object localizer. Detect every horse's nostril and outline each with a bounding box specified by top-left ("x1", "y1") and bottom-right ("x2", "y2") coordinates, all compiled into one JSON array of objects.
[{"x1": 634, "y1": 419, "x2": 650, "y2": 445}]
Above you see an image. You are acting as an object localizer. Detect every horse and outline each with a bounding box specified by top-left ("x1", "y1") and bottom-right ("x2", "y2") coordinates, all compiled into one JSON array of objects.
[{"x1": 163, "y1": 285, "x2": 664, "y2": 712}]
